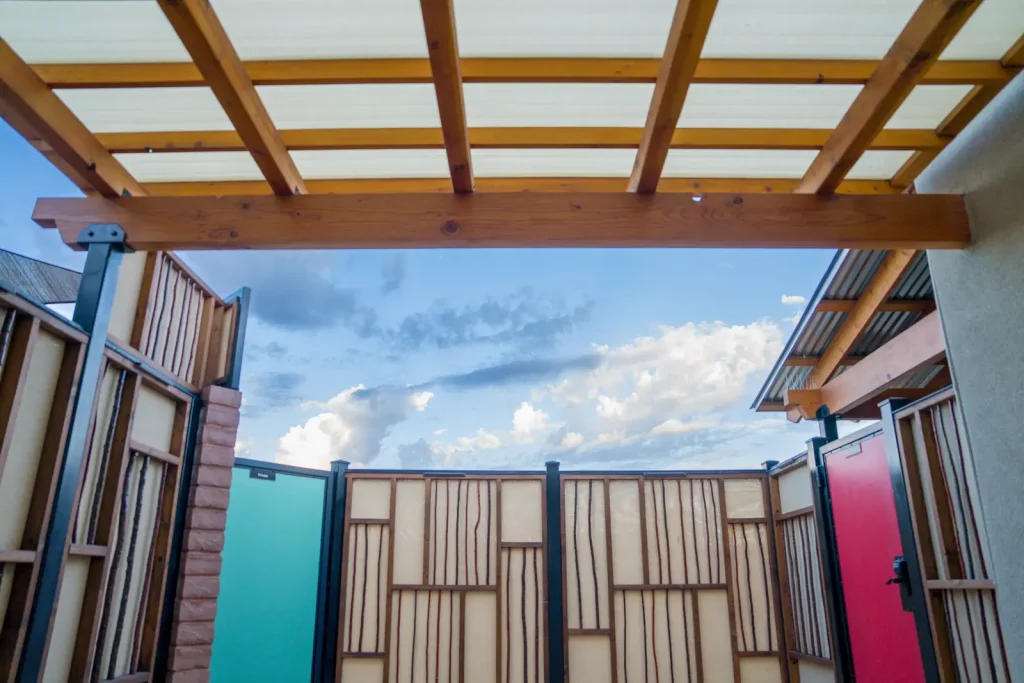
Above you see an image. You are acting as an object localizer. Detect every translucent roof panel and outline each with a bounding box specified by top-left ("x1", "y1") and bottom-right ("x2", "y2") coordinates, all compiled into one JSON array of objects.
[
  {"x1": 847, "y1": 151, "x2": 914, "y2": 179},
  {"x1": 464, "y1": 85, "x2": 652, "y2": 127},
  {"x1": 2, "y1": 0, "x2": 1020, "y2": 63},
  {"x1": 473, "y1": 149, "x2": 636, "y2": 177},
  {"x1": 258, "y1": 85, "x2": 442, "y2": 129},
  {"x1": 664, "y1": 150, "x2": 815, "y2": 178},
  {"x1": 56, "y1": 88, "x2": 231, "y2": 133},
  {"x1": 116, "y1": 152, "x2": 261, "y2": 182}
]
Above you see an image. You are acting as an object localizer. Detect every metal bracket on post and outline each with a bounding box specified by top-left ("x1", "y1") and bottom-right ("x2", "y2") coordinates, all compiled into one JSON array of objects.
[
  {"x1": 318, "y1": 460, "x2": 349, "y2": 683},
  {"x1": 17, "y1": 225, "x2": 128, "y2": 683},
  {"x1": 545, "y1": 461, "x2": 565, "y2": 683},
  {"x1": 816, "y1": 405, "x2": 839, "y2": 442}
]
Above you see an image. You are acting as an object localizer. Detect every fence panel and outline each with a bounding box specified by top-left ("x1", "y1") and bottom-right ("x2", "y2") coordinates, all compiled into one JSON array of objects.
[
  {"x1": 338, "y1": 474, "x2": 547, "y2": 683},
  {"x1": 561, "y1": 474, "x2": 785, "y2": 683},
  {"x1": 0, "y1": 295, "x2": 86, "y2": 683},
  {"x1": 769, "y1": 456, "x2": 835, "y2": 683},
  {"x1": 893, "y1": 390, "x2": 1011, "y2": 683}
]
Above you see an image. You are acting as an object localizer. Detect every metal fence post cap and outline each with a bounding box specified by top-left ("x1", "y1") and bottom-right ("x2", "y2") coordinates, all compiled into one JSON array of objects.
[
  {"x1": 76, "y1": 223, "x2": 133, "y2": 250},
  {"x1": 545, "y1": 460, "x2": 560, "y2": 471}
]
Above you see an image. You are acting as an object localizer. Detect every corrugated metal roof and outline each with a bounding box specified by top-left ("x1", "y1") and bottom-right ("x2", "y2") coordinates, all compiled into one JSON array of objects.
[
  {"x1": 753, "y1": 249, "x2": 938, "y2": 408},
  {"x1": 0, "y1": 249, "x2": 81, "y2": 304}
]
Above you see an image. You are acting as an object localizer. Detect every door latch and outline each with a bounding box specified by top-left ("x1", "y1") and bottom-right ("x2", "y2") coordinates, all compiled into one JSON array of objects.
[{"x1": 886, "y1": 555, "x2": 913, "y2": 611}]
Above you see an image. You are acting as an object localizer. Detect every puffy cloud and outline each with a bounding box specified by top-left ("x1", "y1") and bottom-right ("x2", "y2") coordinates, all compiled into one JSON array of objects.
[
  {"x1": 650, "y1": 418, "x2": 719, "y2": 436},
  {"x1": 560, "y1": 432, "x2": 584, "y2": 448},
  {"x1": 781, "y1": 294, "x2": 807, "y2": 306},
  {"x1": 432, "y1": 428, "x2": 502, "y2": 461},
  {"x1": 548, "y1": 321, "x2": 783, "y2": 437},
  {"x1": 276, "y1": 385, "x2": 433, "y2": 470},
  {"x1": 512, "y1": 402, "x2": 550, "y2": 443}
]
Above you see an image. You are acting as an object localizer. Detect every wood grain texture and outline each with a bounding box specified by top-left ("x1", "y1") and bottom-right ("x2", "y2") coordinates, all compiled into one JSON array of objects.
[
  {"x1": 796, "y1": 0, "x2": 983, "y2": 194},
  {"x1": 629, "y1": 0, "x2": 719, "y2": 193},
  {"x1": 138, "y1": 177, "x2": 901, "y2": 197},
  {"x1": 0, "y1": 39, "x2": 144, "y2": 197},
  {"x1": 33, "y1": 193, "x2": 970, "y2": 251},
  {"x1": 95, "y1": 127, "x2": 945, "y2": 154},
  {"x1": 156, "y1": 0, "x2": 305, "y2": 195},
  {"x1": 33, "y1": 58, "x2": 1015, "y2": 88},
  {"x1": 807, "y1": 248, "x2": 919, "y2": 388},
  {"x1": 419, "y1": 0, "x2": 473, "y2": 192}
]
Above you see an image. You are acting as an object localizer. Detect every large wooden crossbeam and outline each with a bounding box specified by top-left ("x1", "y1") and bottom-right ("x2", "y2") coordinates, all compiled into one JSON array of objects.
[
  {"x1": 157, "y1": 0, "x2": 305, "y2": 196},
  {"x1": 629, "y1": 0, "x2": 719, "y2": 193},
  {"x1": 785, "y1": 311, "x2": 945, "y2": 420},
  {"x1": 137, "y1": 177, "x2": 899, "y2": 196},
  {"x1": 0, "y1": 39, "x2": 144, "y2": 198},
  {"x1": 32, "y1": 58, "x2": 1016, "y2": 88},
  {"x1": 419, "y1": 0, "x2": 473, "y2": 192},
  {"x1": 33, "y1": 193, "x2": 969, "y2": 251},
  {"x1": 796, "y1": 0, "x2": 983, "y2": 195},
  {"x1": 95, "y1": 127, "x2": 947, "y2": 154}
]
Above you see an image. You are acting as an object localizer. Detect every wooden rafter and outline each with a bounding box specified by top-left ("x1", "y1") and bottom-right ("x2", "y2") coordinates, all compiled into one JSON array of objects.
[
  {"x1": 94, "y1": 127, "x2": 947, "y2": 154},
  {"x1": 629, "y1": 0, "x2": 719, "y2": 193},
  {"x1": 157, "y1": 0, "x2": 305, "y2": 195},
  {"x1": 0, "y1": 39, "x2": 144, "y2": 198},
  {"x1": 31, "y1": 58, "x2": 1017, "y2": 89},
  {"x1": 891, "y1": 31, "x2": 1024, "y2": 190},
  {"x1": 806, "y1": 249, "x2": 919, "y2": 389},
  {"x1": 796, "y1": 0, "x2": 983, "y2": 195},
  {"x1": 137, "y1": 177, "x2": 899, "y2": 197},
  {"x1": 419, "y1": 0, "x2": 473, "y2": 192},
  {"x1": 33, "y1": 193, "x2": 969, "y2": 251}
]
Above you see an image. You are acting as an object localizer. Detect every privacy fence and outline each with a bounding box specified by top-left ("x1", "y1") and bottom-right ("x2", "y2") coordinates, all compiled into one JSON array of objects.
[{"x1": 0, "y1": 244, "x2": 246, "y2": 683}]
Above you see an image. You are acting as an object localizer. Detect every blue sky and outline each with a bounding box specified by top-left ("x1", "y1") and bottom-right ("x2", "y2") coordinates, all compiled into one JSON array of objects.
[{"x1": 1, "y1": 119, "x2": 837, "y2": 471}]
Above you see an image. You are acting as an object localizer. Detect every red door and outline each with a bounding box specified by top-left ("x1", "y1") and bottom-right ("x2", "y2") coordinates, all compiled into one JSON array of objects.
[{"x1": 825, "y1": 433, "x2": 925, "y2": 683}]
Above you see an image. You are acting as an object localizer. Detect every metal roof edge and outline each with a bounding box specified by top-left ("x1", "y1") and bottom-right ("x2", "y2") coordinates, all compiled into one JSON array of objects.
[{"x1": 750, "y1": 249, "x2": 847, "y2": 411}]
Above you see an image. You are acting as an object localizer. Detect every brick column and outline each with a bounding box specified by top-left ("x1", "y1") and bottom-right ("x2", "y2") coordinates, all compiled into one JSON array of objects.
[{"x1": 167, "y1": 385, "x2": 241, "y2": 683}]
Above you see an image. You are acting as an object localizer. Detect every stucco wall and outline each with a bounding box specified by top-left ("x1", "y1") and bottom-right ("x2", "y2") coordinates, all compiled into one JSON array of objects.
[{"x1": 916, "y1": 71, "x2": 1024, "y2": 680}]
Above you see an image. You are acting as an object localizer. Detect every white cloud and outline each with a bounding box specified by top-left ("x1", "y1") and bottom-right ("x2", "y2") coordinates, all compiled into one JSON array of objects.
[
  {"x1": 432, "y1": 428, "x2": 502, "y2": 461},
  {"x1": 650, "y1": 418, "x2": 719, "y2": 436},
  {"x1": 547, "y1": 321, "x2": 783, "y2": 438},
  {"x1": 276, "y1": 385, "x2": 433, "y2": 470},
  {"x1": 512, "y1": 402, "x2": 550, "y2": 443},
  {"x1": 781, "y1": 294, "x2": 807, "y2": 306},
  {"x1": 561, "y1": 432, "x2": 584, "y2": 448},
  {"x1": 784, "y1": 313, "x2": 802, "y2": 325}
]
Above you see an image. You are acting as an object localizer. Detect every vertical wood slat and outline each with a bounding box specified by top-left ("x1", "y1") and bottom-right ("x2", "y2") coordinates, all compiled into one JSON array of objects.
[
  {"x1": 69, "y1": 372, "x2": 142, "y2": 683},
  {"x1": 760, "y1": 478, "x2": 786, "y2": 673},
  {"x1": 0, "y1": 315, "x2": 40, "y2": 481},
  {"x1": 718, "y1": 480, "x2": 742, "y2": 683},
  {"x1": 769, "y1": 475, "x2": 800, "y2": 682},
  {"x1": 0, "y1": 332, "x2": 84, "y2": 683},
  {"x1": 129, "y1": 252, "x2": 163, "y2": 355},
  {"x1": 136, "y1": 399, "x2": 190, "y2": 673},
  {"x1": 382, "y1": 479, "x2": 397, "y2": 683}
]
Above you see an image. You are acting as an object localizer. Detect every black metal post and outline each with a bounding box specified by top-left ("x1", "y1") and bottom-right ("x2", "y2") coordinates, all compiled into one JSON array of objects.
[
  {"x1": 817, "y1": 406, "x2": 839, "y2": 442},
  {"x1": 153, "y1": 392, "x2": 204, "y2": 683},
  {"x1": 807, "y1": 436, "x2": 855, "y2": 683},
  {"x1": 217, "y1": 286, "x2": 251, "y2": 391},
  {"x1": 319, "y1": 460, "x2": 349, "y2": 683},
  {"x1": 544, "y1": 461, "x2": 565, "y2": 683},
  {"x1": 17, "y1": 225, "x2": 128, "y2": 683},
  {"x1": 880, "y1": 398, "x2": 941, "y2": 682}
]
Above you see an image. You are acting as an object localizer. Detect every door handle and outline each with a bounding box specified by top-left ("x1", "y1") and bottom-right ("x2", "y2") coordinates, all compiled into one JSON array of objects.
[{"x1": 886, "y1": 555, "x2": 914, "y2": 611}]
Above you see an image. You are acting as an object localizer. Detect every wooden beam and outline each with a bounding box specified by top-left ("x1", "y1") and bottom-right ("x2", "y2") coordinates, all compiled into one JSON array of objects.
[
  {"x1": 139, "y1": 177, "x2": 899, "y2": 196},
  {"x1": 33, "y1": 193, "x2": 970, "y2": 251},
  {"x1": 157, "y1": 0, "x2": 305, "y2": 195},
  {"x1": 818, "y1": 311, "x2": 946, "y2": 414},
  {"x1": 807, "y1": 249, "x2": 919, "y2": 388},
  {"x1": 0, "y1": 39, "x2": 144, "y2": 197},
  {"x1": 32, "y1": 58, "x2": 1017, "y2": 88},
  {"x1": 814, "y1": 298, "x2": 934, "y2": 314},
  {"x1": 1003, "y1": 35, "x2": 1024, "y2": 68},
  {"x1": 419, "y1": 0, "x2": 473, "y2": 192},
  {"x1": 785, "y1": 356, "x2": 863, "y2": 367},
  {"x1": 95, "y1": 127, "x2": 947, "y2": 154},
  {"x1": 629, "y1": 0, "x2": 719, "y2": 193},
  {"x1": 795, "y1": 0, "x2": 982, "y2": 195}
]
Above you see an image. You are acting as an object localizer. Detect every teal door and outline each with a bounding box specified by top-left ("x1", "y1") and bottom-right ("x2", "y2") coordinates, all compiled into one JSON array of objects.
[{"x1": 211, "y1": 462, "x2": 327, "y2": 683}]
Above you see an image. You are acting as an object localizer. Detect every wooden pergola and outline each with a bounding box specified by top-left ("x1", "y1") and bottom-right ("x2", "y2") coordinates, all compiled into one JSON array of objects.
[{"x1": 1, "y1": 0, "x2": 1022, "y2": 251}]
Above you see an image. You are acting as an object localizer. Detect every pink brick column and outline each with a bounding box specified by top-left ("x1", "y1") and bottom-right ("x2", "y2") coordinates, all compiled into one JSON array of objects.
[{"x1": 166, "y1": 385, "x2": 241, "y2": 683}]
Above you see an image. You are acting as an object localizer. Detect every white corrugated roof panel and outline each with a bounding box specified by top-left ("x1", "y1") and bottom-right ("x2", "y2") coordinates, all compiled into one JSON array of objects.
[
  {"x1": 847, "y1": 151, "x2": 914, "y2": 179},
  {"x1": 55, "y1": 88, "x2": 231, "y2": 132},
  {"x1": 473, "y1": 149, "x2": 636, "y2": 177}
]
